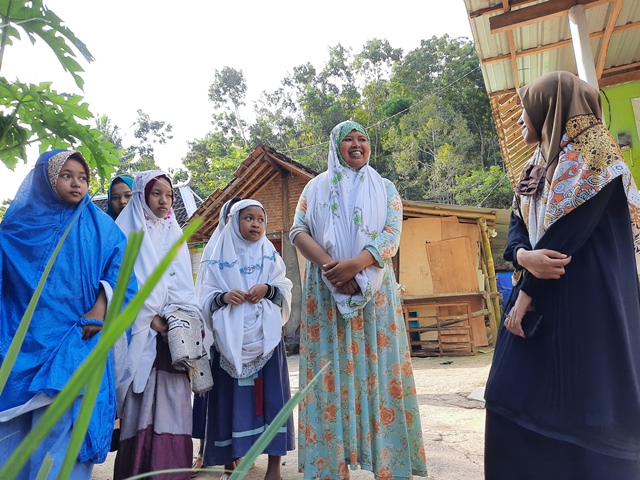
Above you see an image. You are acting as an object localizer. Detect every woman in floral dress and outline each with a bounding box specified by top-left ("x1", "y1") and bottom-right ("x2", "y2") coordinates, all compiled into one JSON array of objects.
[{"x1": 290, "y1": 120, "x2": 427, "y2": 479}]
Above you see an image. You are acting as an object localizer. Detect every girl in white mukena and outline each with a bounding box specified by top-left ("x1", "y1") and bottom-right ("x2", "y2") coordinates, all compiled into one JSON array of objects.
[{"x1": 197, "y1": 199, "x2": 294, "y2": 480}]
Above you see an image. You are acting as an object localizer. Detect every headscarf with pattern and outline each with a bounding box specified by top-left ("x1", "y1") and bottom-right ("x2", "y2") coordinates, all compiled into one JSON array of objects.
[
  {"x1": 514, "y1": 71, "x2": 640, "y2": 265},
  {"x1": 303, "y1": 120, "x2": 387, "y2": 320}
]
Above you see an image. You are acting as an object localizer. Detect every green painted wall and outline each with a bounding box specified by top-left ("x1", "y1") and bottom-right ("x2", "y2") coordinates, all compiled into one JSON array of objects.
[{"x1": 601, "y1": 81, "x2": 640, "y2": 182}]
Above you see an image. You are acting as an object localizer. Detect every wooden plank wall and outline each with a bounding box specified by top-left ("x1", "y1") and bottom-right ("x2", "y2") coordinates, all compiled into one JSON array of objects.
[{"x1": 400, "y1": 216, "x2": 489, "y2": 346}]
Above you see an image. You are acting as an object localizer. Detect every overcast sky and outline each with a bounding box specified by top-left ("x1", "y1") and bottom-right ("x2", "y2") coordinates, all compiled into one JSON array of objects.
[{"x1": 0, "y1": 0, "x2": 473, "y2": 200}]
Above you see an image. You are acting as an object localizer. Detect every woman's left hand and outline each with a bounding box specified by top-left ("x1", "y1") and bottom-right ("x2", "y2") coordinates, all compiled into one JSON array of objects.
[
  {"x1": 504, "y1": 290, "x2": 534, "y2": 338},
  {"x1": 337, "y1": 278, "x2": 360, "y2": 295}
]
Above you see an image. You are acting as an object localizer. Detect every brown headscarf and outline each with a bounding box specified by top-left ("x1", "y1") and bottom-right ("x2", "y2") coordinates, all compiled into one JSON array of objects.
[{"x1": 517, "y1": 71, "x2": 602, "y2": 184}]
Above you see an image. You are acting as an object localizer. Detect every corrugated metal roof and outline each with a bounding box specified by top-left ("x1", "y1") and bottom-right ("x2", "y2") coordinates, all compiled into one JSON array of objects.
[{"x1": 463, "y1": 0, "x2": 640, "y2": 184}]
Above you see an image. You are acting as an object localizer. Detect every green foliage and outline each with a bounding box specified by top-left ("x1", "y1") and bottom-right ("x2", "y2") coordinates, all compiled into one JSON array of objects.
[
  {"x1": 0, "y1": 1, "x2": 119, "y2": 175},
  {"x1": 0, "y1": 78, "x2": 119, "y2": 175},
  {"x1": 181, "y1": 132, "x2": 247, "y2": 198},
  {"x1": 0, "y1": 0, "x2": 93, "y2": 89},
  {"x1": 454, "y1": 165, "x2": 513, "y2": 209},
  {"x1": 209, "y1": 67, "x2": 249, "y2": 146},
  {"x1": 183, "y1": 35, "x2": 507, "y2": 209}
]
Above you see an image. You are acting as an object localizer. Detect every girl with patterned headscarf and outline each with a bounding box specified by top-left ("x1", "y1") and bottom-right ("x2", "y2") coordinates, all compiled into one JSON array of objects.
[
  {"x1": 114, "y1": 170, "x2": 210, "y2": 479},
  {"x1": 197, "y1": 199, "x2": 294, "y2": 479},
  {"x1": 291, "y1": 121, "x2": 427, "y2": 479},
  {"x1": 485, "y1": 71, "x2": 640, "y2": 479},
  {"x1": 0, "y1": 150, "x2": 136, "y2": 478}
]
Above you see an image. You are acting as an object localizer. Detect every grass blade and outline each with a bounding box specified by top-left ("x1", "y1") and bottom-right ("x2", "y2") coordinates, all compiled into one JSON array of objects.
[{"x1": 229, "y1": 363, "x2": 330, "y2": 479}]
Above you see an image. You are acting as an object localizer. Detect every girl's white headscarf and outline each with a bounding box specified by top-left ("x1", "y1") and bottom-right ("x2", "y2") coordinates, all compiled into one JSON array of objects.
[
  {"x1": 115, "y1": 170, "x2": 201, "y2": 408},
  {"x1": 195, "y1": 197, "x2": 241, "y2": 353},
  {"x1": 304, "y1": 121, "x2": 387, "y2": 319},
  {"x1": 198, "y1": 199, "x2": 292, "y2": 377}
]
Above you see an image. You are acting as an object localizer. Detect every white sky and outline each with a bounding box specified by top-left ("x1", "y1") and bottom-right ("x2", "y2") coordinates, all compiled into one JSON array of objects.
[{"x1": 0, "y1": 0, "x2": 473, "y2": 200}]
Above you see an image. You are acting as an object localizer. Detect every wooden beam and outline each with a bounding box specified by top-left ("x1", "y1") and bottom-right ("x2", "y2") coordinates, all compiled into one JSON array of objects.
[
  {"x1": 489, "y1": 0, "x2": 611, "y2": 34},
  {"x1": 502, "y1": 0, "x2": 522, "y2": 90},
  {"x1": 604, "y1": 60, "x2": 640, "y2": 75},
  {"x1": 596, "y1": 0, "x2": 624, "y2": 78},
  {"x1": 469, "y1": 0, "x2": 533, "y2": 18},
  {"x1": 599, "y1": 67, "x2": 640, "y2": 87},
  {"x1": 481, "y1": 20, "x2": 640, "y2": 65}
]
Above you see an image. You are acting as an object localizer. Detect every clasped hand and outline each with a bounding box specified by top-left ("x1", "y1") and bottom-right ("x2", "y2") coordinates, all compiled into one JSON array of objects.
[
  {"x1": 223, "y1": 285, "x2": 269, "y2": 305},
  {"x1": 517, "y1": 248, "x2": 571, "y2": 279},
  {"x1": 323, "y1": 259, "x2": 361, "y2": 295}
]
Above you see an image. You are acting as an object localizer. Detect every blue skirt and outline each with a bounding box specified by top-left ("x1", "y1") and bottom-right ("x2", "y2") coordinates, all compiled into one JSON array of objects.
[{"x1": 203, "y1": 340, "x2": 294, "y2": 466}]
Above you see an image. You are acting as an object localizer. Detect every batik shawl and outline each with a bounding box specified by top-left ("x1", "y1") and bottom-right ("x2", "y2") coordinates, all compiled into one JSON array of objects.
[{"x1": 514, "y1": 72, "x2": 640, "y2": 265}]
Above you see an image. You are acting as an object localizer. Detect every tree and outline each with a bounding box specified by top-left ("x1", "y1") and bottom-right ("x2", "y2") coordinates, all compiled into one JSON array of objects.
[
  {"x1": 0, "y1": 1, "x2": 118, "y2": 177},
  {"x1": 209, "y1": 67, "x2": 249, "y2": 146},
  {"x1": 454, "y1": 165, "x2": 513, "y2": 209},
  {"x1": 180, "y1": 132, "x2": 247, "y2": 198}
]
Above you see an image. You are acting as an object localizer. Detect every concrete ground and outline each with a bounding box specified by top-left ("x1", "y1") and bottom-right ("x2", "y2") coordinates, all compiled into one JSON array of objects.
[{"x1": 92, "y1": 351, "x2": 491, "y2": 480}]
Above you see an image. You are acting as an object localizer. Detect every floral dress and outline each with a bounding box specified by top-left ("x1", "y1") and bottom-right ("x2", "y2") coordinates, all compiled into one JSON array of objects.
[{"x1": 292, "y1": 178, "x2": 427, "y2": 480}]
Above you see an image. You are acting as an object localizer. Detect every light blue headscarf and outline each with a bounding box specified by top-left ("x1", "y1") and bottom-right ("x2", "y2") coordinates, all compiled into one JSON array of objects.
[
  {"x1": 0, "y1": 150, "x2": 137, "y2": 462},
  {"x1": 106, "y1": 174, "x2": 134, "y2": 220}
]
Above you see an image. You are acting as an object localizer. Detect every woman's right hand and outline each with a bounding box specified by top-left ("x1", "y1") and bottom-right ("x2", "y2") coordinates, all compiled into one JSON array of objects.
[
  {"x1": 517, "y1": 248, "x2": 571, "y2": 279},
  {"x1": 151, "y1": 315, "x2": 168, "y2": 341}
]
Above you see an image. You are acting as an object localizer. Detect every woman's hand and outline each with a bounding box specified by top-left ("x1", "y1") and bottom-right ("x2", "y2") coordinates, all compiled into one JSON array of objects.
[
  {"x1": 323, "y1": 250, "x2": 376, "y2": 288},
  {"x1": 517, "y1": 248, "x2": 571, "y2": 279},
  {"x1": 323, "y1": 259, "x2": 361, "y2": 287},
  {"x1": 81, "y1": 288, "x2": 107, "y2": 339},
  {"x1": 504, "y1": 290, "x2": 534, "y2": 338},
  {"x1": 151, "y1": 315, "x2": 168, "y2": 341},
  {"x1": 245, "y1": 284, "x2": 268, "y2": 304},
  {"x1": 337, "y1": 278, "x2": 360, "y2": 295},
  {"x1": 223, "y1": 289, "x2": 246, "y2": 306}
]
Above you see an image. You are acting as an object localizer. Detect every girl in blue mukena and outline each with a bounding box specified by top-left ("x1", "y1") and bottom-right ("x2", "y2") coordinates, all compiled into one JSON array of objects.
[
  {"x1": 0, "y1": 150, "x2": 136, "y2": 479},
  {"x1": 197, "y1": 199, "x2": 294, "y2": 480}
]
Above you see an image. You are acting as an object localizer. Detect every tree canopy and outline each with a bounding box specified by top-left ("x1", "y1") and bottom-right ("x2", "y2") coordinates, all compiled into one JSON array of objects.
[{"x1": 184, "y1": 34, "x2": 510, "y2": 209}]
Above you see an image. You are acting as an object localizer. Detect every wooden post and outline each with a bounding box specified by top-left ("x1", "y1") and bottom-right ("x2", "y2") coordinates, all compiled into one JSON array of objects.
[{"x1": 479, "y1": 219, "x2": 501, "y2": 343}]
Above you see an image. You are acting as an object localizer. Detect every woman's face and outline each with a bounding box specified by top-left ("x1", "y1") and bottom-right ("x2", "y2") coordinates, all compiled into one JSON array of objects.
[
  {"x1": 110, "y1": 181, "x2": 132, "y2": 215},
  {"x1": 339, "y1": 129, "x2": 370, "y2": 169},
  {"x1": 517, "y1": 108, "x2": 541, "y2": 145},
  {"x1": 147, "y1": 178, "x2": 173, "y2": 218},
  {"x1": 55, "y1": 157, "x2": 89, "y2": 204},
  {"x1": 238, "y1": 205, "x2": 266, "y2": 241}
]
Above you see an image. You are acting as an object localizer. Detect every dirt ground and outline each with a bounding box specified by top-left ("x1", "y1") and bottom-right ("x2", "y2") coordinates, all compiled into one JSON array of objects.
[{"x1": 92, "y1": 351, "x2": 492, "y2": 480}]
